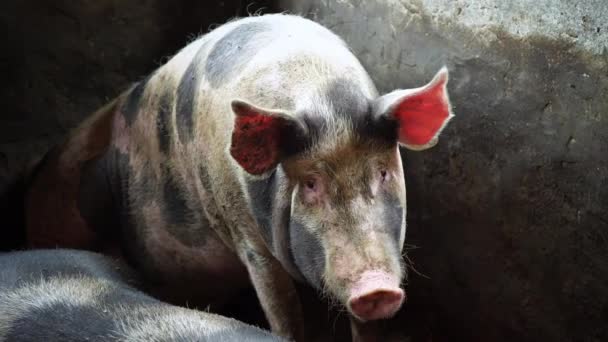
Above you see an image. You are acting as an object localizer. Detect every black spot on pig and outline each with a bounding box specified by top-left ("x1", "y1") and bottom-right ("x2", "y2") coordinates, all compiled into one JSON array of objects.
[
  {"x1": 297, "y1": 114, "x2": 326, "y2": 147},
  {"x1": 324, "y1": 77, "x2": 369, "y2": 120},
  {"x1": 160, "y1": 168, "x2": 206, "y2": 247},
  {"x1": 162, "y1": 172, "x2": 192, "y2": 227},
  {"x1": 382, "y1": 194, "x2": 404, "y2": 249},
  {"x1": 157, "y1": 92, "x2": 173, "y2": 154},
  {"x1": 367, "y1": 113, "x2": 399, "y2": 145},
  {"x1": 171, "y1": 213, "x2": 209, "y2": 248},
  {"x1": 198, "y1": 164, "x2": 213, "y2": 194},
  {"x1": 123, "y1": 75, "x2": 152, "y2": 126},
  {"x1": 205, "y1": 22, "x2": 273, "y2": 87},
  {"x1": 323, "y1": 77, "x2": 397, "y2": 145},
  {"x1": 278, "y1": 116, "x2": 311, "y2": 157},
  {"x1": 176, "y1": 43, "x2": 208, "y2": 143},
  {"x1": 135, "y1": 161, "x2": 163, "y2": 208},
  {"x1": 245, "y1": 171, "x2": 278, "y2": 248},
  {"x1": 290, "y1": 219, "x2": 325, "y2": 289}
]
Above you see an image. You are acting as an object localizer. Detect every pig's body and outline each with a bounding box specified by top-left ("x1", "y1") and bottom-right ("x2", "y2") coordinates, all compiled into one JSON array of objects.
[
  {"x1": 0, "y1": 249, "x2": 284, "y2": 342},
  {"x1": 26, "y1": 14, "x2": 454, "y2": 340}
]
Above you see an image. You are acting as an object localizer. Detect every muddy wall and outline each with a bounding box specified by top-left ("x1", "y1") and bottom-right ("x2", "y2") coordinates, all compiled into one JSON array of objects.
[{"x1": 279, "y1": 0, "x2": 608, "y2": 341}]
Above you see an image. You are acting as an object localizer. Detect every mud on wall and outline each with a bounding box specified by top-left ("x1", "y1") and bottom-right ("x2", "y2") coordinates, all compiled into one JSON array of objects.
[{"x1": 279, "y1": 0, "x2": 608, "y2": 341}]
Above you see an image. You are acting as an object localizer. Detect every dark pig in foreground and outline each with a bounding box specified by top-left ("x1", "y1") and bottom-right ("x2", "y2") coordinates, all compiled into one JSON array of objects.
[
  {"x1": 25, "y1": 14, "x2": 454, "y2": 340},
  {"x1": 0, "y1": 249, "x2": 284, "y2": 342}
]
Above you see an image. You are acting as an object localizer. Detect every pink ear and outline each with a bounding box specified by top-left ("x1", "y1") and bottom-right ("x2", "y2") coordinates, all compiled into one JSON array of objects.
[
  {"x1": 230, "y1": 100, "x2": 301, "y2": 175},
  {"x1": 385, "y1": 67, "x2": 454, "y2": 149}
]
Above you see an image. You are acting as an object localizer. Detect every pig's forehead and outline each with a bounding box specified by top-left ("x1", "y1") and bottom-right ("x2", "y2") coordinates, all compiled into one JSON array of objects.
[
  {"x1": 299, "y1": 76, "x2": 371, "y2": 124},
  {"x1": 293, "y1": 77, "x2": 397, "y2": 149},
  {"x1": 286, "y1": 140, "x2": 396, "y2": 177},
  {"x1": 290, "y1": 117, "x2": 381, "y2": 161},
  {"x1": 321, "y1": 77, "x2": 371, "y2": 118},
  {"x1": 295, "y1": 113, "x2": 398, "y2": 160}
]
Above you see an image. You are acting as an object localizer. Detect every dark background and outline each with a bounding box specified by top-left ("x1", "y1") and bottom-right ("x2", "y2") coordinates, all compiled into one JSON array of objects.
[{"x1": 1, "y1": 1, "x2": 607, "y2": 341}]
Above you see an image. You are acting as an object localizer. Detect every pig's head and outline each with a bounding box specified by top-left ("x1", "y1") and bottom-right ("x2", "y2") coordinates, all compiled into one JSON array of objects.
[{"x1": 230, "y1": 67, "x2": 453, "y2": 322}]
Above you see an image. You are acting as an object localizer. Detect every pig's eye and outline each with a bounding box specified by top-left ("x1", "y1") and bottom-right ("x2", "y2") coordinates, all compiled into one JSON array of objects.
[
  {"x1": 380, "y1": 169, "x2": 389, "y2": 183},
  {"x1": 305, "y1": 179, "x2": 317, "y2": 191},
  {"x1": 301, "y1": 177, "x2": 322, "y2": 204}
]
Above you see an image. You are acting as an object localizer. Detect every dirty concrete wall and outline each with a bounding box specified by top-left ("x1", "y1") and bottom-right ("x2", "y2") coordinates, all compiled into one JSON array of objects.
[
  {"x1": 279, "y1": 1, "x2": 608, "y2": 341},
  {"x1": 0, "y1": 0, "x2": 277, "y2": 250}
]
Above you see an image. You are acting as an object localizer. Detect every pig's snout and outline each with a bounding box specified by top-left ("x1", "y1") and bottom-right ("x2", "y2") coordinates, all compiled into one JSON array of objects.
[{"x1": 347, "y1": 271, "x2": 404, "y2": 321}]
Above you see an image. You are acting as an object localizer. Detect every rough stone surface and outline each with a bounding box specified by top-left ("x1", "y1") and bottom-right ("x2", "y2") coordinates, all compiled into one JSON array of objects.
[
  {"x1": 423, "y1": 0, "x2": 608, "y2": 55},
  {"x1": 280, "y1": 0, "x2": 608, "y2": 341}
]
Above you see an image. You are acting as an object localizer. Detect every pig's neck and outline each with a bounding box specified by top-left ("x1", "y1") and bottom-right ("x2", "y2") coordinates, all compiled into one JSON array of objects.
[{"x1": 242, "y1": 167, "x2": 305, "y2": 281}]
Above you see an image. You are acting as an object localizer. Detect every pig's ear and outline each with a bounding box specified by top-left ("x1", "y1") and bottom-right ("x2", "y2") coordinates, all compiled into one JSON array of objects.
[
  {"x1": 374, "y1": 67, "x2": 454, "y2": 151},
  {"x1": 230, "y1": 99, "x2": 307, "y2": 175}
]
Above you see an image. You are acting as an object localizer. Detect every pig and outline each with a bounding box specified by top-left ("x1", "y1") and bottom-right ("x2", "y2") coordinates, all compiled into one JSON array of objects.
[
  {"x1": 25, "y1": 13, "x2": 454, "y2": 341},
  {"x1": 0, "y1": 249, "x2": 285, "y2": 341}
]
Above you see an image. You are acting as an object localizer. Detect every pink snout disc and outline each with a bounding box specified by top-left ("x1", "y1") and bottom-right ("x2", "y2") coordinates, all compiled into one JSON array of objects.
[{"x1": 347, "y1": 271, "x2": 405, "y2": 321}]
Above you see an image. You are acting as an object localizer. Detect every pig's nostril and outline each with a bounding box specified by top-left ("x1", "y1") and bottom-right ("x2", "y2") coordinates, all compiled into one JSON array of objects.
[{"x1": 348, "y1": 288, "x2": 404, "y2": 321}]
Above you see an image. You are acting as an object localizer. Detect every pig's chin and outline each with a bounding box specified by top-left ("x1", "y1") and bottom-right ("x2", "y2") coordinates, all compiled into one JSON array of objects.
[{"x1": 344, "y1": 270, "x2": 405, "y2": 322}]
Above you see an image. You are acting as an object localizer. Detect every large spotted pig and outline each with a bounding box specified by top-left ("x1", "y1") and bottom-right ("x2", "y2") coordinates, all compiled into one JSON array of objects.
[
  {"x1": 0, "y1": 249, "x2": 284, "y2": 341},
  {"x1": 26, "y1": 14, "x2": 454, "y2": 341}
]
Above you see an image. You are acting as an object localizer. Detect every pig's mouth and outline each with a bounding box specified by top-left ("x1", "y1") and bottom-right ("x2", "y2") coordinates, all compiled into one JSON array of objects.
[{"x1": 346, "y1": 270, "x2": 405, "y2": 322}]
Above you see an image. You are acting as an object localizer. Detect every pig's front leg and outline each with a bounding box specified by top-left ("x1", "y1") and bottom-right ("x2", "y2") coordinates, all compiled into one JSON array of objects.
[{"x1": 242, "y1": 248, "x2": 305, "y2": 341}]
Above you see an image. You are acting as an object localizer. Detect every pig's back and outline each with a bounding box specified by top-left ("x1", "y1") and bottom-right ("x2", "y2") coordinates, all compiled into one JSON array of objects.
[
  {"x1": 0, "y1": 249, "x2": 284, "y2": 342},
  {"x1": 207, "y1": 14, "x2": 377, "y2": 110},
  {"x1": 0, "y1": 249, "x2": 135, "y2": 291},
  {"x1": 162, "y1": 13, "x2": 377, "y2": 116}
]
